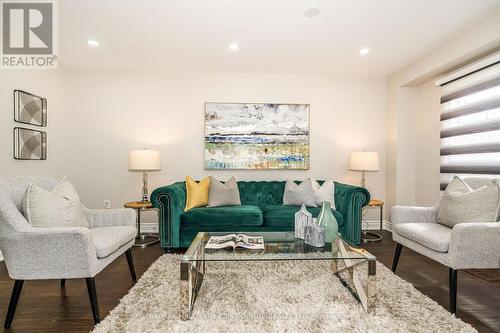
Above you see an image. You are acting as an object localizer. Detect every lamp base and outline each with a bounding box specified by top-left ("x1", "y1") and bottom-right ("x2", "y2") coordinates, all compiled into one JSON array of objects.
[
  {"x1": 362, "y1": 230, "x2": 383, "y2": 243},
  {"x1": 141, "y1": 171, "x2": 149, "y2": 202}
]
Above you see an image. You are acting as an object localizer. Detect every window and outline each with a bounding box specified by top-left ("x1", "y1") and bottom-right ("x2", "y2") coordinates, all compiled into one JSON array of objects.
[{"x1": 437, "y1": 57, "x2": 500, "y2": 190}]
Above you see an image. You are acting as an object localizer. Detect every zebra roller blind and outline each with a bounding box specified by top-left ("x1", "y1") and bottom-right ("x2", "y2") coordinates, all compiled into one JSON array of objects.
[{"x1": 438, "y1": 59, "x2": 500, "y2": 190}]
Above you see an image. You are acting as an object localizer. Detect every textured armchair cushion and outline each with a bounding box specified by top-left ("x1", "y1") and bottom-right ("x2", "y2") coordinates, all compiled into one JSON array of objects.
[
  {"x1": 21, "y1": 178, "x2": 89, "y2": 228},
  {"x1": 438, "y1": 179, "x2": 500, "y2": 228},
  {"x1": 208, "y1": 177, "x2": 241, "y2": 207},
  {"x1": 181, "y1": 205, "x2": 263, "y2": 227},
  {"x1": 394, "y1": 223, "x2": 452, "y2": 252},
  {"x1": 90, "y1": 226, "x2": 136, "y2": 258},
  {"x1": 262, "y1": 205, "x2": 343, "y2": 228}
]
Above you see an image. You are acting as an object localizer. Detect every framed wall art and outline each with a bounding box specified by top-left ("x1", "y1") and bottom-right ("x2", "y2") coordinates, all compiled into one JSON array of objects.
[
  {"x1": 205, "y1": 102, "x2": 310, "y2": 170},
  {"x1": 14, "y1": 90, "x2": 47, "y2": 127},
  {"x1": 13, "y1": 127, "x2": 47, "y2": 160}
]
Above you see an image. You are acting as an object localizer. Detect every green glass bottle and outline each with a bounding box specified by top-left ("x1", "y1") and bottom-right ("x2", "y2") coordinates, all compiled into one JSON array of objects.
[{"x1": 318, "y1": 201, "x2": 338, "y2": 243}]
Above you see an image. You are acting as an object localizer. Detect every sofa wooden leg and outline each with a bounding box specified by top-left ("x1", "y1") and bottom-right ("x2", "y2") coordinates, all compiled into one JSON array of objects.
[
  {"x1": 392, "y1": 243, "x2": 403, "y2": 273},
  {"x1": 4, "y1": 280, "x2": 24, "y2": 328},
  {"x1": 125, "y1": 249, "x2": 137, "y2": 284},
  {"x1": 449, "y1": 268, "x2": 458, "y2": 314},
  {"x1": 85, "y1": 278, "x2": 100, "y2": 324},
  {"x1": 60, "y1": 279, "x2": 66, "y2": 288}
]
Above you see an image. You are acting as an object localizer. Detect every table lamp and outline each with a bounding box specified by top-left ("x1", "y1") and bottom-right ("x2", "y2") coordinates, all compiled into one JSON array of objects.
[
  {"x1": 128, "y1": 149, "x2": 161, "y2": 203},
  {"x1": 349, "y1": 151, "x2": 379, "y2": 188}
]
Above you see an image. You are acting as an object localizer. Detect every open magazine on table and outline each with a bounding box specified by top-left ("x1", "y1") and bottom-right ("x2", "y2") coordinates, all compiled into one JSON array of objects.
[{"x1": 205, "y1": 234, "x2": 265, "y2": 250}]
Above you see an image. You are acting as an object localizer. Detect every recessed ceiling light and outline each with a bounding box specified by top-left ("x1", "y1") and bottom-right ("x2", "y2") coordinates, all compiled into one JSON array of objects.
[
  {"x1": 87, "y1": 40, "x2": 99, "y2": 47},
  {"x1": 229, "y1": 43, "x2": 239, "y2": 51},
  {"x1": 359, "y1": 48, "x2": 370, "y2": 55},
  {"x1": 304, "y1": 7, "x2": 320, "y2": 18}
]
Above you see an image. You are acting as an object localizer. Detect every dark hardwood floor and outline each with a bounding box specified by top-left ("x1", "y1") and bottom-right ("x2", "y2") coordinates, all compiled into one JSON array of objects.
[{"x1": 0, "y1": 232, "x2": 498, "y2": 332}]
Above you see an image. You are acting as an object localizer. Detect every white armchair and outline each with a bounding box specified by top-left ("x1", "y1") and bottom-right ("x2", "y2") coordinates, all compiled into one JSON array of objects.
[
  {"x1": 391, "y1": 177, "x2": 500, "y2": 314},
  {"x1": 0, "y1": 176, "x2": 137, "y2": 327}
]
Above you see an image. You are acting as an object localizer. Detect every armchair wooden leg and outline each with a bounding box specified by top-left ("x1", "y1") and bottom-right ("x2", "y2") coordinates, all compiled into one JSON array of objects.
[
  {"x1": 125, "y1": 249, "x2": 137, "y2": 284},
  {"x1": 449, "y1": 268, "x2": 458, "y2": 314},
  {"x1": 60, "y1": 279, "x2": 66, "y2": 288},
  {"x1": 85, "y1": 278, "x2": 100, "y2": 324},
  {"x1": 4, "y1": 280, "x2": 24, "y2": 328},
  {"x1": 392, "y1": 243, "x2": 403, "y2": 273}
]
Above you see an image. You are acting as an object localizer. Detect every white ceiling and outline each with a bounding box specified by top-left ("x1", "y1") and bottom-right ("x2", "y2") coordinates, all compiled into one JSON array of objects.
[{"x1": 59, "y1": 0, "x2": 500, "y2": 76}]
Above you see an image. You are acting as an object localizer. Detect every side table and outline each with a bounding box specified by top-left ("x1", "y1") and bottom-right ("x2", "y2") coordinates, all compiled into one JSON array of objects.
[
  {"x1": 124, "y1": 201, "x2": 160, "y2": 248},
  {"x1": 362, "y1": 199, "x2": 384, "y2": 243}
]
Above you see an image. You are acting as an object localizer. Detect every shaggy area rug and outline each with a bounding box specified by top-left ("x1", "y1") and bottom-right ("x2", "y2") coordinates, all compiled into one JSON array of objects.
[{"x1": 93, "y1": 255, "x2": 476, "y2": 332}]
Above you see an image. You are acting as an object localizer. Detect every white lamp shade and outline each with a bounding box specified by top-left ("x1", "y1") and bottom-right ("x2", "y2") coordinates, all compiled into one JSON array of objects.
[
  {"x1": 349, "y1": 151, "x2": 379, "y2": 171},
  {"x1": 128, "y1": 150, "x2": 161, "y2": 171}
]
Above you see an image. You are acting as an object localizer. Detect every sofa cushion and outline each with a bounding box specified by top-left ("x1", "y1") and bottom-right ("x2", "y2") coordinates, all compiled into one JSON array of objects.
[
  {"x1": 90, "y1": 226, "x2": 136, "y2": 258},
  {"x1": 262, "y1": 205, "x2": 343, "y2": 228},
  {"x1": 181, "y1": 205, "x2": 263, "y2": 227},
  {"x1": 394, "y1": 223, "x2": 451, "y2": 253}
]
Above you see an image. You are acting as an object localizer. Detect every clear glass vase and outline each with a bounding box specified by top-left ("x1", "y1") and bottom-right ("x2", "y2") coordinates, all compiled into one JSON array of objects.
[{"x1": 318, "y1": 201, "x2": 338, "y2": 243}]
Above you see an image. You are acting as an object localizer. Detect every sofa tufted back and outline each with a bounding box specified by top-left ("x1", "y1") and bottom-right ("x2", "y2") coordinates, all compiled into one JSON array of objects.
[
  {"x1": 237, "y1": 180, "x2": 325, "y2": 207},
  {"x1": 237, "y1": 181, "x2": 286, "y2": 206}
]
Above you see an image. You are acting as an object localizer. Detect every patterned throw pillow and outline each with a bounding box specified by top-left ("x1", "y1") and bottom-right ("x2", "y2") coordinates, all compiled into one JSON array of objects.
[
  {"x1": 21, "y1": 177, "x2": 89, "y2": 228},
  {"x1": 282, "y1": 178, "x2": 317, "y2": 207},
  {"x1": 208, "y1": 176, "x2": 241, "y2": 207},
  {"x1": 185, "y1": 176, "x2": 211, "y2": 211}
]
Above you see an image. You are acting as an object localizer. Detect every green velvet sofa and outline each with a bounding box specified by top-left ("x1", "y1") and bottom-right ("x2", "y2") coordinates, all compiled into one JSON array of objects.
[{"x1": 151, "y1": 180, "x2": 370, "y2": 250}]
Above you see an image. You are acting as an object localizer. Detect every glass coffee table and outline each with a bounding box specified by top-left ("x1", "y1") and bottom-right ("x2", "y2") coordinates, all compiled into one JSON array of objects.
[{"x1": 180, "y1": 232, "x2": 377, "y2": 320}]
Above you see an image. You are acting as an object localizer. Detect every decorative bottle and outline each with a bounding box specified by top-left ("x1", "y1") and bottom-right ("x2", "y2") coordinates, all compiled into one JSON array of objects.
[
  {"x1": 295, "y1": 204, "x2": 312, "y2": 239},
  {"x1": 317, "y1": 201, "x2": 338, "y2": 243}
]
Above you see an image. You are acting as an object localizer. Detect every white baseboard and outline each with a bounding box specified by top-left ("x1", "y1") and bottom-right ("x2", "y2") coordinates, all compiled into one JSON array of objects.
[
  {"x1": 0, "y1": 220, "x2": 390, "y2": 263},
  {"x1": 140, "y1": 222, "x2": 159, "y2": 234},
  {"x1": 362, "y1": 220, "x2": 392, "y2": 232},
  {"x1": 139, "y1": 221, "x2": 393, "y2": 234}
]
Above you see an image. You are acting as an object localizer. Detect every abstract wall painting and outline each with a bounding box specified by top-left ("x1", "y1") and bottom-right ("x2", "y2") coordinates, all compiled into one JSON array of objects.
[
  {"x1": 13, "y1": 127, "x2": 47, "y2": 160},
  {"x1": 205, "y1": 102, "x2": 310, "y2": 170},
  {"x1": 14, "y1": 90, "x2": 47, "y2": 127}
]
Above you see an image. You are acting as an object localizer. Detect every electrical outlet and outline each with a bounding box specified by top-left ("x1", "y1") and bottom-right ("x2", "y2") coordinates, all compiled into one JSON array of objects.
[{"x1": 104, "y1": 200, "x2": 111, "y2": 209}]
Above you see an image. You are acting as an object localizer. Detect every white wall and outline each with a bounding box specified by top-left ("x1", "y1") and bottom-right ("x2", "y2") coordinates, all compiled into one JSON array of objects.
[
  {"x1": 1, "y1": 70, "x2": 387, "y2": 223},
  {"x1": 0, "y1": 69, "x2": 68, "y2": 178},
  {"x1": 415, "y1": 82, "x2": 441, "y2": 206},
  {"x1": 386, "y1": 10, "x2": 500, "y2": 215}
]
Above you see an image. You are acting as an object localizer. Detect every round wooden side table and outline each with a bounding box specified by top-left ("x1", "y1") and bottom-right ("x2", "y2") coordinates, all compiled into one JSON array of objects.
[
  {"x1": 124, "y1": 201, "x2": 160, "y2": 248},
  {"x1": 362, "y1": 199, "x2": 384, "y2": 243}
]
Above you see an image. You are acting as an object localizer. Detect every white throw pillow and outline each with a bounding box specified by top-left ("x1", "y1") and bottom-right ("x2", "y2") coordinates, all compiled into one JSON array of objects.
[
  {"x1": 311, "y1": 179, "x2": 335, "y2": 209},
  {"x1": 438, "y1": 179, "x2": 500, "y2": 228},
  {"x1": 21, "y1": 177, "x2": 89, "y2": 228},
  {"x1": 208, "y1": 176, "x2": 241, "y2": 207},
  {"x1": 282, "y1": 179, "x2": 317, "y2": 207},
  {"x1": 435, "y1": 176, "x2": 471, "y2": 209},
  {"x1": 444, "y1": 176, "x2": 471, "y2": 194}
]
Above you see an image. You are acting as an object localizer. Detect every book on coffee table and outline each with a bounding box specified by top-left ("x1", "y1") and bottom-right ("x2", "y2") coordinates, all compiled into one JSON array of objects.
[{"x1": 205, "y1": 234, "x2": 264, "y2": 250}]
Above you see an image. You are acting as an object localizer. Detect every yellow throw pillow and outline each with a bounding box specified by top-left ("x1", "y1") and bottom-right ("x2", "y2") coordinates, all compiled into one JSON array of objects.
[{"x1": 185, "y1": 176, "x2": 211, "y2": 212}]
